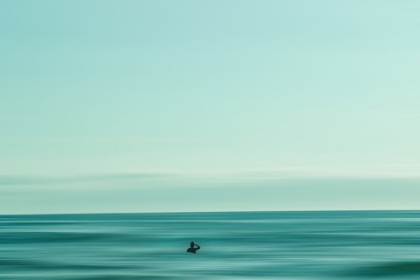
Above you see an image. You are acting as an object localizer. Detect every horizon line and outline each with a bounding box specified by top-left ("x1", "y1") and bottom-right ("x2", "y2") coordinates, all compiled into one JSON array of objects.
[{"x1": 2, "y1": 209, "x2": 420, "y2": 217}]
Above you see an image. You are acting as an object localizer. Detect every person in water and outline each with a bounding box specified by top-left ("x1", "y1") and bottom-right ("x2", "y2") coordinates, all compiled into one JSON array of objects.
[{"x1": 187, "y1": 242, "x2": 200, "y2": 253}]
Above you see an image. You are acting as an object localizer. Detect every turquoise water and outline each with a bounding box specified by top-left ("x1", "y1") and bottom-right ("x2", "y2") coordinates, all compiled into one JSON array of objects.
[{"x1": 1, "y1": 211, "x2": 420, "y2": 279}]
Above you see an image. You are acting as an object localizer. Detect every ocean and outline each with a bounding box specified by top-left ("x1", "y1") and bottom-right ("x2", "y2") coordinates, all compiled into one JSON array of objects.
[{"x1": 1, "y1": 211, "x2": 420, "y2": 279}]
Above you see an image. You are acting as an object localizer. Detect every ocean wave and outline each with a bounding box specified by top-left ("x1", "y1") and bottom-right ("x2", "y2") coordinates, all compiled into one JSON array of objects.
[{"x1": 341, "y1": 261, "x2": 420, "y2": 277}]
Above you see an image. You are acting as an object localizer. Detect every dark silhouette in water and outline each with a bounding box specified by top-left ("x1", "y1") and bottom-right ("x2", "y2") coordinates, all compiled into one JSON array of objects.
[{"x1": 187, "y1": 242, "x2": 200, "y2": 253}]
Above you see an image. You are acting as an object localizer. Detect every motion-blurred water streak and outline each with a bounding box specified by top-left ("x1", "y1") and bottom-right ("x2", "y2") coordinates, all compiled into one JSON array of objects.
[{"x1": 1, "y1": 211, "x2": 420, "y2": 279}]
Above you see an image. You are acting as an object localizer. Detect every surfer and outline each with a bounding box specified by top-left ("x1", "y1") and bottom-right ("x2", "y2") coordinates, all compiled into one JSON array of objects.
[{"x1": 186, "y1": 242, "x2": 200, "y2": 253}]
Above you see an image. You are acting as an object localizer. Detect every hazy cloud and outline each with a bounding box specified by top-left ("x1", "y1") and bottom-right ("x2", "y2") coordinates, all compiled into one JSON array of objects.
[
  {"x1": 1, "y1": 165, "x2": 419, "y2": 189},
  {"x1": 0, "y1": 172, "x2": 178, "y2": 187}
]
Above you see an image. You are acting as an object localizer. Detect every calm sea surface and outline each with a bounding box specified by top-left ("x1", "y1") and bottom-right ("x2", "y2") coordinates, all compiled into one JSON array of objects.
[{"x1": 1, "y1": 211, "x2": 420, "y2": 279}]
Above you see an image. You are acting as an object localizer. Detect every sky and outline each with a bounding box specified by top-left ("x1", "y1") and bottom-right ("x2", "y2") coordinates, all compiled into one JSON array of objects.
[{"x1": 1, "y1": 0, "x2": 419, "y2": 214}]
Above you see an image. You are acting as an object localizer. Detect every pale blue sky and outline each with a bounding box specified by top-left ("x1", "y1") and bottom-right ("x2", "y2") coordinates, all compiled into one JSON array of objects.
[{"x1": 1, "y1": 1, "x2": 419, "y2": 214}]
